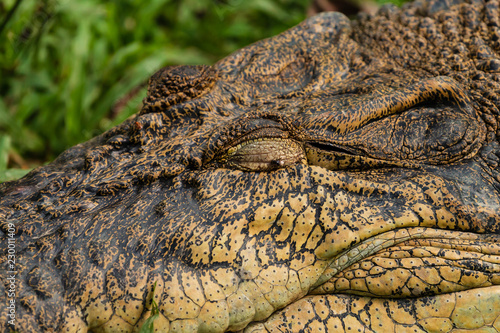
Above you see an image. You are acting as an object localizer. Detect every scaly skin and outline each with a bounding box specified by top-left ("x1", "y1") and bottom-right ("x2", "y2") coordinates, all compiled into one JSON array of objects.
[{"x1": 1, "y1": 0, "x2": 500, "y2": 332}]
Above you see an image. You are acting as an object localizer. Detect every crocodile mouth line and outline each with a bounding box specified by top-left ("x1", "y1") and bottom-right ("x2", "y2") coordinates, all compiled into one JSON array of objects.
[
  {"x1": 249, "y1": 227, "x2": 500, "y2": 332},
  {"x1": 312, "y1": 227, "x2": 500, "y2": 297}
]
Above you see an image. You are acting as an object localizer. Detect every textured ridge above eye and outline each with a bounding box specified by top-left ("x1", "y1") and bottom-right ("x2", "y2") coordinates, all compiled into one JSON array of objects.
[
  {"x1": 141, "y1": 65, "x2": 218, "y2": 114},
  {"x1": 353, "y1": 0, "x2": 500, "y2": 142}
]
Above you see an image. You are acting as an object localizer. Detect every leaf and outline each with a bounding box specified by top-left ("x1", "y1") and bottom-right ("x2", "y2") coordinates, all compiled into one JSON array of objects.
[
  {"x1": 138, "y1": 313, "x2": 159, "y2": 333},
  {"x1": 0, "y1": 168, "x2": 31, "y2": 183},
  {"x1": 0, "y1": 135, "x2": 11, "y2": 171},
  {"x1": 138, "y1": 281, "x2": 160, "y2": 333}
]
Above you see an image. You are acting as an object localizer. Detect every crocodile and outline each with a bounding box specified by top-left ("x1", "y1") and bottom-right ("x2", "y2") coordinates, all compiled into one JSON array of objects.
[{"x1": 1, "y1": 0, "x2": 500, "y2": 331}]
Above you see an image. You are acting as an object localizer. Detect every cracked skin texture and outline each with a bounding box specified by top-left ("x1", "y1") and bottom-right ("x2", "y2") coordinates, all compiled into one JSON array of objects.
[{"x1": 1, "y1": 0, "x2": 500, "y2": 332}]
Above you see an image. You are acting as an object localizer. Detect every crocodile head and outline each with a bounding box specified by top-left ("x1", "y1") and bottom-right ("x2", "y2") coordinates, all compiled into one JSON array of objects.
[{"x1": 1, "y1": 0, "x2": 500, "y2": 332}]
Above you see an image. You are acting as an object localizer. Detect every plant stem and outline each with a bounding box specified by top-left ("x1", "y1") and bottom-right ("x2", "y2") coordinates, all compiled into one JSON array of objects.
[{"x1": 0, "y1": 0, "x2": 24, "y2": 36}]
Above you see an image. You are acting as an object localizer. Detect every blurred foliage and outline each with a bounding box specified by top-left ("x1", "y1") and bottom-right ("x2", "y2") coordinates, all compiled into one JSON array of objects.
[{"x1": 0, "y1": 0, "x2": 404, "y2": 182}]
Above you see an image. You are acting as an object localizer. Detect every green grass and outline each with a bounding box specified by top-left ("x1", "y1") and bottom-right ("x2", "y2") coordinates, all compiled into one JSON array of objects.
[
  {"x1": 0, "y1": 0, "x2": 406, "y2": 183},
  {"x1": 139, "y1": 282, "x2": 160, "y2": 333}
]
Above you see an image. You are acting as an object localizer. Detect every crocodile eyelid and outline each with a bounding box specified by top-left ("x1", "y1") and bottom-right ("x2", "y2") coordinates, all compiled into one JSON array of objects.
[{"x1": 225, "y1": 138, "x2": 307, "y2": 172}]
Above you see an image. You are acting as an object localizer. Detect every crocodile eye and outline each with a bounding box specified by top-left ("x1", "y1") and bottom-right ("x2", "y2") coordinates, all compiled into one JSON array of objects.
[
  {"x1": 224, "y1": 138, "x2": 306, "y2": 172},
  {"x1": 305, "y1": 142, "x2": 386, "y2": 171}
]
